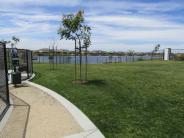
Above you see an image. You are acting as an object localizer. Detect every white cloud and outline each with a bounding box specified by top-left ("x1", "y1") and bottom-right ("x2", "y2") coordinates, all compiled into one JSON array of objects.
[
  {"x1": 15, "y1": 38, "x2": 74, "y2": 50},
  {"x1": 2, "y1": 12, "x2": 60, "y2": 22},
  {"x1": 84, "y1": 1, "x2": 184, "y2": 13},
  {"x1": 87, "y1": 15, "x2": 184, "y2": 29},
  {"x1": 1, "y1": 0, "x2": 184, "y2": 51},
  {"x1": 0, "y1": 0, "x2": 81, "y2": 7},
  {"x1": 0, "y1": 19, "x2": 57, "y2": 35},
  {"x1": 85, "y1": 13, "x2": 184, "y2": 45}
]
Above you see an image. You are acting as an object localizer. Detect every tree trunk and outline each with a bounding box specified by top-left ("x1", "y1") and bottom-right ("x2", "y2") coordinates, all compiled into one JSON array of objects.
[
  {"x1": 79, "y1": 39, "x2": 82, "y2": 81},
  {"x1": 74, "y1": 40, "x2": 77, "y2": 81},
  {"x1": 85, "y1": 46, "x2": 87, "y2": 81}
]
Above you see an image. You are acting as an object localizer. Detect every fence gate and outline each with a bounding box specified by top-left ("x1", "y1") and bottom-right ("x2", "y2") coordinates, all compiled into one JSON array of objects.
[{"x1": 0, "y1": 42, "x2": 10, "y2": 120}]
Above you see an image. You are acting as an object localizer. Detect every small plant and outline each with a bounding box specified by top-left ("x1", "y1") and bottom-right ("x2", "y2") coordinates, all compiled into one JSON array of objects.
[
  {"x1": 11, "y1": 36, "x2": 20, "y2": 72},
  {"x1": 127, "y1": 50, "x2": 135, "y2": 56},
  {"x1": 151, "y1": 44, "x2": 160, "y2": 60},
  {"x1": 137, "y1": 58, "x2": 144, "y2": 61}
]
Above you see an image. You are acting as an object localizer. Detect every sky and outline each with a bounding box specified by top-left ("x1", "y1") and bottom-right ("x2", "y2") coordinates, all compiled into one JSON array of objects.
[{"x1": 1, "y1": 0, "x2": 184, "y2": 52}]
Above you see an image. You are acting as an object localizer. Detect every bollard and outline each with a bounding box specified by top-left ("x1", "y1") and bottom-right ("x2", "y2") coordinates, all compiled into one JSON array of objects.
[{"x1": 164, "y1": 48, "x2": 171, "y2": 61}]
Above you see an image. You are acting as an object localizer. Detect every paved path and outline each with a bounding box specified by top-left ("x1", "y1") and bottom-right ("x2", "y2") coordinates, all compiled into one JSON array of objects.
[{"x1": 0, "y1": 84, "x2": 83, "y2": 138}]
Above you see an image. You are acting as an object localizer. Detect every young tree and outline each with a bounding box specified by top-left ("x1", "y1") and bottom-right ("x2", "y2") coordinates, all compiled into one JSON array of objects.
[
  {"x1": 10, "y1": 36, "x2": 20, "y2": 72},
  {"x1": 58, "y1": 10, "x2": 91, "y2": 82},
  {"x1": 11, "y1": 36, "x2": 20, "y2": 48},
  {"x1": 127, "y1": 50, "x2": 135, "y2": 56},
  {"x1": 151, "y1": 44, "x2": 160, "y2": 60},
  {"x1": 127, "y1": 50, "x2": 135, "y2": 61},
  {"x1": 153, "y1": 44, "x2": 160, "y2": 53}
]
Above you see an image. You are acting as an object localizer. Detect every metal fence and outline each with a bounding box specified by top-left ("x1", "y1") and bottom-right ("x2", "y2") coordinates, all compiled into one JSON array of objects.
[
  {"x1": 151, "y1": 50, "x2": 164, "y2": 61},
  {"x1": 6, "y1": 49, "x2": 33, "y2": 80},
  {"x1": 0, "y1": 42, "x2": 10, "y2": 120},
  {"x1": 171, "y1": 49, "x2": 184, "y2": 61},
  {"x1": 6, "y1": 48, "x2": 12, "y2": 70},
  {"x1": 33, "y1": 54, "x2": 164, "y2": 64},
  {"x1": 26, "y1": 50, "x2": 33, "y2": 78}
]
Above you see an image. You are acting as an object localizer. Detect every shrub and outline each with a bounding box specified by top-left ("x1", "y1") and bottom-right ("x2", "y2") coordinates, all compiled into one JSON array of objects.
[
  {"x1": 174, "y1": 54, "x2": 184, "y2": 61},
  {"x1": 137, "y1": 58, "x2": 144, "y2": 61}
]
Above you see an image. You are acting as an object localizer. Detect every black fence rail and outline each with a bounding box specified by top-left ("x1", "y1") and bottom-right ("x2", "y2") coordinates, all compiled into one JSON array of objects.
[{"x1": 0, "y1": 42, "x2": 10, "y2": 121}]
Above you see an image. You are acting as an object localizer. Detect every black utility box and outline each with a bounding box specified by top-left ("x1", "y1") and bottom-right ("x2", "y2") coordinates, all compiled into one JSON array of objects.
[{"x1": 12, "y1": 72, "x2": 21, "y2": 84}]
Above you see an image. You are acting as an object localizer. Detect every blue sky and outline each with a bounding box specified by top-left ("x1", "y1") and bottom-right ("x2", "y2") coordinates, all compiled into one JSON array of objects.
[{"x1": 1, "y1": 0, "x2": 184, "y2": 51}]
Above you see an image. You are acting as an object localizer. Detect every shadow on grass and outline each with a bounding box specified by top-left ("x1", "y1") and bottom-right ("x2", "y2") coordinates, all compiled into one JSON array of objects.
[{"x1": 85, "y1": 80, "x2": 106, "y2": 86}]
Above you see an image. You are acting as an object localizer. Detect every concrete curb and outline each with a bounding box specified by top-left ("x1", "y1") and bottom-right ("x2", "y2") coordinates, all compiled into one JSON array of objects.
[
  {"x1": 26, "y1": 81, "x2": 105, "y2": 138},
  {"x1": 23, "y1": 73, "x2": 35, "y2": 82}
]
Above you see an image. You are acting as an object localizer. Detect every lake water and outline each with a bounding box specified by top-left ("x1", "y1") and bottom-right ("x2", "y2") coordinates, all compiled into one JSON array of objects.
[{"x1": 34, "y1": 55, "x2": 162, "y2": 64}]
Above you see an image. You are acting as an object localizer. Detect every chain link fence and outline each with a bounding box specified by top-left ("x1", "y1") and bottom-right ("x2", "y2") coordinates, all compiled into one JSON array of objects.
[
  {"x1": 6, "y1": 49, "x2": 33, "y2": 80},
  {"x1": 171, "y1": 49, "x2": 184, "y2": 61},
  {"x1": 26, "y1": 50, "x2": 33, "y2": 78},
  {"x1": 0, "y1": 42, "x2": 10, "y2": 120}
]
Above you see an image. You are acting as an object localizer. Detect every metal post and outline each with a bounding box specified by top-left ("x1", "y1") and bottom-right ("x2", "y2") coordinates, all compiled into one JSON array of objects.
[
  {"x1": 85, "y1": 46, "x2": 87, "y2": 81},
  {"x1": 49, "y1": 46, "x2": 51, "y2": 69},
  {"x1": 53, "y1": 46, "x2": 54, "y2": 69},
  {"x1": 3, "y1": 43, "x2": 10, "y2": 105},
  {"x1": 75, "y1": 40, "x2": 77, "y2": 81},
  {"x1": 164, "y1": 48, "x2": 171, "y2": 61},
  {"x1": 26, "y1": 50, "x2": 29, "y2": 79},
  {"x1": 56, "y1": 46, "x2": 58, "y2": 67},
  {"x1": 79, "y1": 40, "x2": 82, "y2": 81}
]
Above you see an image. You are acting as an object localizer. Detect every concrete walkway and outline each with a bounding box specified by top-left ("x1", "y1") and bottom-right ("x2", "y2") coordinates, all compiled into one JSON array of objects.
[{"x1": 0, "y1": 84, "x2": 83, "y2": 138}]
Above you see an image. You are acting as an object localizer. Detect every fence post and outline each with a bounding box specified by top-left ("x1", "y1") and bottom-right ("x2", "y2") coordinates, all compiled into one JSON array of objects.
[
  {"x1": 31, "y1": 51, "x2": 33, "y2": 75},
  {"x1": 26, "y1": 50, "x2": 29, "y2": 78},
  {"x1": 164, "y1": 48, "x2": 171, "y2": 61},
  {"x1": 3, "y1": 43, "x2": 10, "y2": 105}
]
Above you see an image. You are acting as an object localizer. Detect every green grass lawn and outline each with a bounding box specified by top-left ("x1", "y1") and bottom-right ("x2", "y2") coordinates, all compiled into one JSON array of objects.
[{"x1": 32, "y1": 61, "x2": 184, "y2": 138}]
